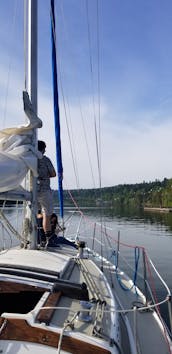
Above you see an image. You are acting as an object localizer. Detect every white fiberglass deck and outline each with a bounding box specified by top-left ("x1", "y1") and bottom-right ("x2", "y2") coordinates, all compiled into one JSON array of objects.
[{"x1": 0, "y1": 249, "x2": 71, "y2": 277}]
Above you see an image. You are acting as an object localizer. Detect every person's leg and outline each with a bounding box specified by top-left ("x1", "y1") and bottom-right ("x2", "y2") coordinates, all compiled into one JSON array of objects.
[
  {"x1": 37, "y1": 210, "x2": 46, "y2": 244},
  {"x1": 42, "y1": 213, "x2": 51, "y2": 233},
  {"x1": 40, "y1": 190, "x2": 53, "y2": 240},
  {"x1": 50, "y1": 213, "x2": 58, "y2": 233}
]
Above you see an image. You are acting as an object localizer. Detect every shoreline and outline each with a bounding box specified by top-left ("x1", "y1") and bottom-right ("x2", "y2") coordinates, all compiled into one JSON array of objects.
[{"x1": 144, "y1": 207, "x2": 172, "y2": 213}]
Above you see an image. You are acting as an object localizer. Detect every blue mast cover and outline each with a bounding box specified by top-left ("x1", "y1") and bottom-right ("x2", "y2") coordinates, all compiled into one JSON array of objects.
[{"x1": 51, "y1": 0, "x2": 63, "y2": 218}]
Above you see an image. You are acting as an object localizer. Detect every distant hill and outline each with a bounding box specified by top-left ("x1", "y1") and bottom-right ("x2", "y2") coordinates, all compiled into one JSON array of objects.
[
  {"x1": 53, "y1": 177, "x2": 172, "y2": 209},
  {"x1": 1, "y1": 178, "x2": 171, "y2": 210}
]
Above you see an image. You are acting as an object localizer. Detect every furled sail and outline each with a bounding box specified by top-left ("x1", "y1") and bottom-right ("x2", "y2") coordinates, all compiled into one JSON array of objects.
[
  {"x1": 0, "y1": 91, "x2": 42, "y2": 192},
  {"x1": 51, "y1": 0, "x2": 64, "y2": 218}
]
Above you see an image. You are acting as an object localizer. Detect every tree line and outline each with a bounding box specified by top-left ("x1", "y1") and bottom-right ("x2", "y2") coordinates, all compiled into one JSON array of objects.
[
  {"x1": 53, "y1": 178, "x2": 172, "y2": 209},
  {"x1": 2, "y1": 177, "x2": 171, "y2": 209}
]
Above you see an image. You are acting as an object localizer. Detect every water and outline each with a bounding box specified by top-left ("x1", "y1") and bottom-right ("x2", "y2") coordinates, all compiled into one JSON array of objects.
[{"x1": 1, "y1": 205, "x2": 172, "y2": 329}]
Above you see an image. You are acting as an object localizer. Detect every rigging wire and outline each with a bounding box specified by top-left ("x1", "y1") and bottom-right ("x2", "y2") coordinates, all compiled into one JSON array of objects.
[
  {"x1": 59, "y1": 2, "x2": 96, "y2": 189},
  {"x1": 78, "y1": 101, "x2": 96, "y2": 188},
  {"x1": 57, "y1": 1, "x2": 99, "y2": 189},
  {"x1": 54, "y1": 2, "x2": 80, "y2": 189},
  {"x1": 36, "y1": 297, "x2": 170, "y2": 315},
  {"x1": 145, "y1": 253, "x2": 172, "y2": 353},
  {"x1": 55, "y1": 1, "x2": 102, "y2": 192},
  {"x1": 96, "y1": 0, "x2": 102, "y2": 189},
  {"x1": 85, "y1": 0, "x2": 105, "y2": 271},
  {"x1": 2, "y1": 0, "x2": 18, "y2": 128},
  {"x1": 61, "y1": 93, "x2": 80, "y2": 189},
  {"x1": 86, "y1": 0, "x2": 102, "y2": 189},
  {"x1": 24, "y1": 0, "x2": 27, "y2": 91}
]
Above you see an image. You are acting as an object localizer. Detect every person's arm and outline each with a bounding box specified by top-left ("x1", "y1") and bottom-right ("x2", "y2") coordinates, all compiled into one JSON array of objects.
[
  {"x1": 46, "y1": 157, "x2": 56, "y2": 178},
  {"x1": 50, "y1": 168, "x2": 56, "y2": 178},
  {"x1": 50, "y1": 165, "x2": 56, "y2": 178}
]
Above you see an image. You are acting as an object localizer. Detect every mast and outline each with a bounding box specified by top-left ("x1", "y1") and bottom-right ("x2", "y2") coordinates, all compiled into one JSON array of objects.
[
  {"x1": 51, "y1": 0, "x2": 64, "y2": 220},
  {"x1": 27, "y1": 0, "x2": 37, "y2": 112},
  {"x1": 26, "y1": 0, "x2": 38, "y2": 249}
]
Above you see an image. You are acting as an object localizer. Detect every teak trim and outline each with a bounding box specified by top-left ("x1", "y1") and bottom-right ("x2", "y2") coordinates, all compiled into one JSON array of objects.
[
  {"x1": 0, "y1": 317, "x2": 111, "y2": 354},
  {"x1": 0, "y1": 280, "x2": 46, "y2": 293},
  {"x1": 36, "y1": 291, "x2": 62, "y2": 324}
]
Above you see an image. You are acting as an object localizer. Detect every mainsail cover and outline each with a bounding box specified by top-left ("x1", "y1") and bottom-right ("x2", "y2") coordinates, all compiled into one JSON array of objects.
[
  {"x1": 0, "y1": 91, "x2": 42, "y2": 192},
  {"x1": 51, "y1": 0, "x2": 64, "y2": 218}
]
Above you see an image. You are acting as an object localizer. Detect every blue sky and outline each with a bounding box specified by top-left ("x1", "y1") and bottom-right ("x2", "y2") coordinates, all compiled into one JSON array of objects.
[{"x1": 1, "y1": 0, "x2": 172, "y2": 190}]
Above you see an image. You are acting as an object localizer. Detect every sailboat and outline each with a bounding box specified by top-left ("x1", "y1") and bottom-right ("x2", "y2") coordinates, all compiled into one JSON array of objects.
[{"x1": 0, "y1": 1, "x2": 171, "y2": 353}]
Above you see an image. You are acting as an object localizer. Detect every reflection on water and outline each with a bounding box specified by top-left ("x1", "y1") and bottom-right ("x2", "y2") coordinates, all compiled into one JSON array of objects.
[{"x1": 88, "y1": 206, "x2": 172, "y2": 231}]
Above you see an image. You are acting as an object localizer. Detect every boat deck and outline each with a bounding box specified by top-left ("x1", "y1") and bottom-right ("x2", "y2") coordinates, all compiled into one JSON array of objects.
[
  {"x1": 0, "y1": 248, "x2": 115, "y2": 353},
  {"x1": 0, "y1": 248, "x2": 171, "y2": 354}
]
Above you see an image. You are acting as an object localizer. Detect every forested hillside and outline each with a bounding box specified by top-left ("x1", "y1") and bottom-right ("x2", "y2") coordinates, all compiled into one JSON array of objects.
[{"x1": 53, "y1": 177, "x2": 172, "y2": 209}]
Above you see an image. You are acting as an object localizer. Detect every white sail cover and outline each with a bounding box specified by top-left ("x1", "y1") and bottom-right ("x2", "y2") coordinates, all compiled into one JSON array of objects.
[{"x1": 0, "y1": 91, "x2": 42, "y2": 192}]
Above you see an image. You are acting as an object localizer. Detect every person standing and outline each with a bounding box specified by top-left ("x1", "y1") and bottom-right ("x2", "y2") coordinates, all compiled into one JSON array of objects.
[{"x1": 37, "y1": 140, "x2": 56, "y2": 244}]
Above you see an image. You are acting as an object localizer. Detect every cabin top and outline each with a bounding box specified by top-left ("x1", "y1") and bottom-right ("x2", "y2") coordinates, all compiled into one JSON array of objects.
[{"x1": 0, "y1": 248, "x2": 71, "y2": 278}]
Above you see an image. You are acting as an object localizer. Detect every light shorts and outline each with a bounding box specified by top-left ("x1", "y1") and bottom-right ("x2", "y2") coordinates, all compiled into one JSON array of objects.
[{"x1": 37, "y1": 190, "x2": 53, "y2": 215}]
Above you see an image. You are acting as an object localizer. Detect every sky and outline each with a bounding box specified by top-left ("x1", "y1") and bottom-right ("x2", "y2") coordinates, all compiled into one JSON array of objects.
[{"x1": 1, "y1": 0, "x2": 172, "y2": 190}]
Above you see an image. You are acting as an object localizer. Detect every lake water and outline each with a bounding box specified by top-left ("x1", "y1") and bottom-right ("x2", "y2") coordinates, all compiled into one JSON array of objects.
[{"x1": 1, "y1": 206, "x2": 172, "y2": 329}]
